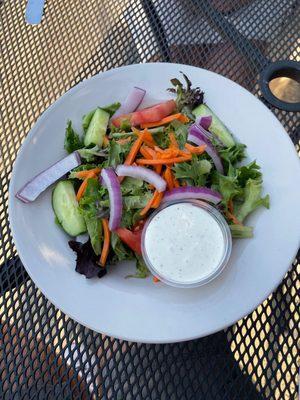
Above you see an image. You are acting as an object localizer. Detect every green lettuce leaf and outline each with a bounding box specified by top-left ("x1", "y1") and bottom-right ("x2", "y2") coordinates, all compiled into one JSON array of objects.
[
  {"x1": 235, "y1": 179, "x2": 270, "y2": 222},
  {"x1": 84, "y1": 218, "x2": 102, "y2": 256},
  {"x1": 121, "y1": 177, "x2": 144, "y2": 195},
  {"x1": 77, "y1": 146, "x2": 108, "y2": 162},
  {"x1": 236, "y1": 161, "x2": 262, "y2": 187},
  {"x1": 230, "y1": 224, "x2": 254, "y2": 238},
  {"x1": 107, "y1": 140, "x2": 132, "y2": 167},
  {"x1": 173, "y1": 157, "x2": 212, "y2": 186},
  {"x1": 101, "y1": 102, "x2": 121, "y2": 117},
  {"x1": 64, "y1": 121, "x2": 83, "y2": 153},
  {"x1": 127, "y1": 255, "x2": 150, "y2": 279},
  {"x1": 167, "y1": 120, "x2": 188, "y2": 149},
  {"x1": 79, "y1": 178, "x2": 107, "y2": 219},
  {"x1": 219, "y1": 143, "x2": 246, "y2": 172},
  {"x1": 212, "y1": 172, "x2": 242, "y2": 207},
  {"x1": 78, "y1": 178, "x2": 106, "y2": 255},
  {"x1": 111, "y1": 232, "x2": 134, "y2": 261}
]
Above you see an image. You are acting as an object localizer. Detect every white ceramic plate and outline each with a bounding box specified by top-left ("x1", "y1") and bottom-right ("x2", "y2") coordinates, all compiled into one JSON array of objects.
[{"x1": 9, "y1": 63, "x2": 300, "y2": 343}]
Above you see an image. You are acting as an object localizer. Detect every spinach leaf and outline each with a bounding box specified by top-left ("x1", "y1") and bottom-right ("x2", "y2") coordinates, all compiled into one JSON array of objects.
[{"x1": 64, "y1": 121, "x2": 83, "y2": 153}]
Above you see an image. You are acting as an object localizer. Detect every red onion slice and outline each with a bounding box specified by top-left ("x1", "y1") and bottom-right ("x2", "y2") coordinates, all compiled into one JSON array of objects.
[
  {"x1": 115, "y1": 165, "x2": 166, "y2": 193},
  {"x1": 188, "y1": 125, "x2": 224, "y2": 174},
  {"x1": 100, "y1": 168, "x2": 122, "y2": 231},
  {"x1": 196, "y1": 115, "x2": 212, "y2": 130},
  {"x1": 16, "y1": 152, "x2": 81, "y2": 203},
  {"x1": 162, "y1": 186, "x2": 222, "y2": 205},
  {"x1": 113, "y1": 87, "x2": 146, "y2": 118}
]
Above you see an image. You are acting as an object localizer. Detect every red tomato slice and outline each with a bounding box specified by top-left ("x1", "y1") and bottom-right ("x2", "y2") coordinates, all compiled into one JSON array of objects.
[
  {"x1": 115, "y1": 227, "x2": 143, "y2": 254},
  {"x1": 112, "y1": 100, "x2": 176, "y2": 127}
]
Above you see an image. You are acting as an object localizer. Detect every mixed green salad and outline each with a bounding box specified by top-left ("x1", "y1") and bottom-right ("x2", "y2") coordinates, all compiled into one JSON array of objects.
[{"x1": 16, "y1": 73, "x2": 269, "y2": 280}]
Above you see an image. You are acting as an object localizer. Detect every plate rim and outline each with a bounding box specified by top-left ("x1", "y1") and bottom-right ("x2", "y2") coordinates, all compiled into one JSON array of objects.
[{"x1": 8, "y1": 62, "x2": 300, "y2": 343}]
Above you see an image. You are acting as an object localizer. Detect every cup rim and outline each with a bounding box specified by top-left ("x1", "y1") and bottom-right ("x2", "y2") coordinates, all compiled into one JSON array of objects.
[{"x1": 141, "y1": 200, "x2": 233, "y2": 288}]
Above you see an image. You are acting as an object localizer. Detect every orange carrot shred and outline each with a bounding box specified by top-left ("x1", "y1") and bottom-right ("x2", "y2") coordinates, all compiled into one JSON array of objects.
[
  {"x1": 226, "y1": 211, "x2": 242, "y2": 225},
  {"x1": 76, "y1": 171, "x2": 95, "y2": 201},
  {"x1": 153, "y1": 276, "x2": 160, "y2": 283},
  {"x1": 152, "y1": 191, "x2": 164, "y2": 208},
  {"x1": 136, "y1": 155, "x2": 192, "y2": 165},
  {"x1": 103, "y1": 135, "x2": 109, "y2": 147},
  {"x1": 139, "y1": 145, "x2": 153, "y2": 159},
  {"x1": 100, "y1": 218, "x2": 110, "y2": 267},
  {"x1": 124, "y1": 130, "x2": 145, "y2": 166},
  {"x1": 164, "y1": 167, "x2": 174, "y2": 190},
  {"x1": 140, "y1": 192, "x2": 156, "y2": 216},
  {"x1": 155, "y1": 164, "x2": 162, "y2": 174},
  {"x1": 184, "y1": 143, "x2": 206, "y2": 155},
  {"x1": 140, "y1": 113, "x2": 189, "y2": 129},
  {"x1": 173, "y1": 177, "x2": 180, "y2": 188},
  {"x1": 132, "y1": 128, "x2": 156, "y2": 148},
  {"x1": 226, "y1": 200, "x2": 242, "y2": 225},
  {"x1": 168, "y1": 132, "x2": 179, "y2": 149},
  {"x1": 228, "y1": 199, "x2": 234, "y2": 213},
  {"x1": 75, "y1": 168, "x2": 101, "y2": 179}
]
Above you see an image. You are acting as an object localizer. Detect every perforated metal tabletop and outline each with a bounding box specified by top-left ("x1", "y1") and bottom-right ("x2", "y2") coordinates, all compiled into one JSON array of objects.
[{"x1": 0, "y1": 1, "x2": 299, "y2": 399}]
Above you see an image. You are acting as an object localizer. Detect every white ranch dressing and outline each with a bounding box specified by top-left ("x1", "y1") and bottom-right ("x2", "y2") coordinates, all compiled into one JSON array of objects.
[{"x1": 144, "y1": 203, "x2": 225, "y2": 284}]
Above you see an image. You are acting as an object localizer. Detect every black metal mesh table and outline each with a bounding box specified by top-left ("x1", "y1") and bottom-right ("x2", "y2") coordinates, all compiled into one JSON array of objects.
[{"x1": 1, "y1": 1, "x2": 299, "y2": 399}]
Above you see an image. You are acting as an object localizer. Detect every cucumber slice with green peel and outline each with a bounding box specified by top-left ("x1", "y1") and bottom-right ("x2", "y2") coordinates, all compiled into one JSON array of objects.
[
  {"x1": 84, "y1": 108, "x2": 110, "y2": 147},
  {"x1": 52, "y1": 181, "x2": 86, "y2": 236},
  {"x1": 192, "y1": 104, "x2": 235, "y2": 147}
]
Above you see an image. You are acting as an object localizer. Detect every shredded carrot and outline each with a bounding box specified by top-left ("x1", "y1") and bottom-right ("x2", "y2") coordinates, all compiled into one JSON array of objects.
[
  {"x1": 132, "y1": 127, "x2": 156, "y2": 148},
  {"x1": 142, "y1": 145, "x2": 161, "y2": 173},
  {"x1": 159, "y1": 149, "x2": 180, "y2": 159},
  {"x1": 140, "y1": 192, "x2": 156, "y2": 216},
  {"x1": 226, "y1": 211, "x2": 242, "y2": 225},
  {"x1": 153, "y1": 276, "x2": 160, "y2": 283},
  {"x1": 152, "y1": 191, "x2": 164, "y2": 208},
  {"x1": 228, "y1": 199, "x2": 234, "y2": 214},
  {"x1": 168, "y1": 132, "x2": 179, "y2": 149},
  {"x1": 136, "y1": 155, "x2": 192, "y2": 165},
  {"x1": 139, "y1": 145, "x2": 153, "y2": 159},
  {"x1": 100, "y1": 218, "x2": 110, "y2": 267},
  {"x1": 155, "y1": 164, "x2": 162, "y2": 174},
  {"x1": 154, "y1": 146, "x2": 164, "y2": 154},
  {"x1": 184, "y1": 143, "x2": 206, "y2": 155},
  {"x1": 226, "y1": 200, "x2": 242, "y2": 225},
  {"x1": 164, "y1": 167, "x2": 174, "y2": 190},
  {"x1": 173, "y1": 177, "x2": 180, "y2": 188},
  {"x1": 143, "y1": 145, "x2": 156, "y2": 158},
  {"x1": 103, "y1": 135, "x2": 109, "y2": 147},
  {"x1": 75, "y1": 168, "x2": 101, "y2": 179},
  {"x1": 124, "y1": 130, "x2": 145, "y2": 166},
  {"x1": 76, "y1": 171, "x2": 95, "y2": 201},
  {"x1": 140, "y1": 113, "x2": 189, "y2": 129}
]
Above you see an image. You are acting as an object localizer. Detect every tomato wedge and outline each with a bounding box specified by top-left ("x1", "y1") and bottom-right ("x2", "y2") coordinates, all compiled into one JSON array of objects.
[
  {"x1": 112, "y1": 100, "x2": 176, "y2": 127},
  {"x1": 115, "y1": 227, "x2": 143, "y2": 254}
]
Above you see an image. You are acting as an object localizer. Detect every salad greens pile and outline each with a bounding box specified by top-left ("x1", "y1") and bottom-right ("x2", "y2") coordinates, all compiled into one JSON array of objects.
[{"x1": 58, "y1": 73, "x2": 269, "y2": 279}]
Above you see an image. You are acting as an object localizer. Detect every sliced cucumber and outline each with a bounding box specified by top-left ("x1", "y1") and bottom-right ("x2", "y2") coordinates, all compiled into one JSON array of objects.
[
  {"x1": 192, "y1": 104, "x2": 235, "y2": 147},
  {"x1": 52, "y1": 181, "x2": 86, "y2": 236},
  {"x1": 84, "y1": 108, "x2": 110, "y2": 147}
]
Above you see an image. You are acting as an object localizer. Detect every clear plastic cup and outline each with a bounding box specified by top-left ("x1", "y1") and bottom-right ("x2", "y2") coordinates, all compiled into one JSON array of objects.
[{"x1": 141, "y1": 200, "x2": 232, "y2": 288}]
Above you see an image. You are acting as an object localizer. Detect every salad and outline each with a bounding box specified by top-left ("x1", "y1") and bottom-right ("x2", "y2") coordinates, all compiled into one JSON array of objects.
[{"x1": 16, "y1": 73, "x2": 269, "y2": 280}]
